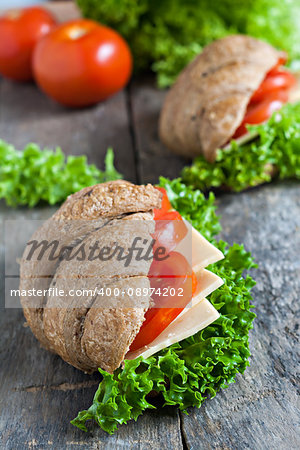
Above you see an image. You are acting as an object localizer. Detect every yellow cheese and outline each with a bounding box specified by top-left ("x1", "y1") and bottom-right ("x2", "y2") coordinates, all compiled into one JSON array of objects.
[
  {"x1": 288, "y1": 79, "x2": 300, "y2": 103},
  {"x1": 126, "y1": 298, "x2": 219, "y2": 360},
  {"x1": 182, "y1": 268, "x2": 223, "y2": 310},
  {"x1": 174, "y1": 222, "x2": 224, "y2": 272},
  {"x1": 126, "y1": 268, "x2": 223, "y2": 360},
  {"x1": 126, "y1": 224, "x2": 224, "y2": 360}
]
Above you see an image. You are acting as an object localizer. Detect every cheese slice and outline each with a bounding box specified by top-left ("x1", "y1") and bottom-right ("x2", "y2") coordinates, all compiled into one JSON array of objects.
[
  {"x1": 223, "y1": 130, "x2": 259, "y2": 150},
  {"x1": 126, "y1": 268, "x2": 223, "y2": 360},
  {"x1": 126, "y1": 223, "x2": 224, "y2": 360},
  {"x1": 126, "y1": 298, "x2": 219, "y2": 360},
  {"x1": 175, "y1": 221, "x2": 224, "y2": 272},
  {"x1": 288, "y1": 78, "x2": 300, "y2": 103},
  {"x1": 183, "y1": 268, "x2": 223, "y2": 309}
]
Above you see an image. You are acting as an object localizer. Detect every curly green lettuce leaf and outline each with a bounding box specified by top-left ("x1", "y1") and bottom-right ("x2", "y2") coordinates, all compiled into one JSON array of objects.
[
  {"x1": 182, "y1": 102, "x2": 300, "y2": 192},
  {"x1": 0, "y1": 141, "x2": 122, "y2": 207},
  {"x1": 76, "y1": 0, "x2": 300, "y2": 87},
  {"x1": 71, "y1": 178, "x2": 256, "y2": 434}
]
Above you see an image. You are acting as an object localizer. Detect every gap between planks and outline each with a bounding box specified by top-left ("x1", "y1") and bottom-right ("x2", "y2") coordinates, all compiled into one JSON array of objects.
[
  {"x1": 13, "y1": 380, "x2": 99, "y2": 393},
  {"x1": 179, "y1": 411, "x2": 189, "y2": 450},
  {"x1": 125, "y1": 84, "x2": 142, "y2": 184}
]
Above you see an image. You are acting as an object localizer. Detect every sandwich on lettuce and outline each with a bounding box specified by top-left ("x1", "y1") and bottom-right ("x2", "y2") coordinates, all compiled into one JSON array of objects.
[
  {"x1": 19, "y1": 178, "x2": 256, "y2": 433},
  {"x1": 159, "y1": 35, "x2": 300, "y2": 190}
]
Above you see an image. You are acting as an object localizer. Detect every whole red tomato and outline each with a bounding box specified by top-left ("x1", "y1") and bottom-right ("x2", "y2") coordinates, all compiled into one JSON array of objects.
[
  {"x1": 32, "y1": 19, "x2": 133, "y2": 107},
  {"x1": 0, "y1": 7, "x2": 57, "y2": 81}
]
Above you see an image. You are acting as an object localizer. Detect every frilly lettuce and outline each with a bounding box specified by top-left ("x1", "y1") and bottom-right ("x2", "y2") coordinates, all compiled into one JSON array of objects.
[
  {"x1": 76, "y1": 0, "x2": 300, "y2": 87},
  {"x1": 182, "y1": 102, "x2": 300, "y2": 192},
  {"x1": 0, "y1": 139, "x2": 257, "y2": 432},
  {"x1": 71, "y1": 177, "x2": 256, "y2": 434},
  {"x1": 0, "y1": 141, "x2": 122, "y2": 207}
]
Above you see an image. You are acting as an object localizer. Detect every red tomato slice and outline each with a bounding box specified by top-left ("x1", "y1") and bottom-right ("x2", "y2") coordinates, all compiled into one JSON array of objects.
[
  {"x1": 251, "y1": 69, "x2": 296, "y2": 103},
  {"x1": 149, "y1": 249, "x2": 195, "y2": 281},
  {"x1": 153, "y1": 187, "x2": 172, "y2": 219},
  {"x1": 267, "y1": 52, "x2": 287, "y2": 75},
  {"x1": 129, "y1": 252, "x2": 196, "y2": 351},
  {"x1": 153, "y1": 211, "x2": 188, "y2": 255},
  {"x1": 233, "y1": 90, "x2": 288, "y2": 138},
  {"x1": 232, "y1": 55, "x2": 294, "y2": 139},
  {"x1": 129, "y1": 189, "x2": 195, "y2": 352}
]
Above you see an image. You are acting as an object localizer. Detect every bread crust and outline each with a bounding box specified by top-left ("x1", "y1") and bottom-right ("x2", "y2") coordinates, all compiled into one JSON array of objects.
[
  {"x1": 159, "y1": 35, "x2": 280, "y2": 162},
  {"x1": 20, "y1": 181, "x2": 162, "y2": 373},
  {"x1": 54, "y1": 180, "x2": 161, "y2": 220}
]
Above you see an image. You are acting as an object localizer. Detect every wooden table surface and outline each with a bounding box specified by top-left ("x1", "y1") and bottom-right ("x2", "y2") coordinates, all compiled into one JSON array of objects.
[{"x1": 0, "y1": 4, "x2": 299, "y2": 450}]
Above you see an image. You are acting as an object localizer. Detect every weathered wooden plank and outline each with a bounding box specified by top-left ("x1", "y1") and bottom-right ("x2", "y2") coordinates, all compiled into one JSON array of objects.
[
  {"x1": 1, "y1": 54, "x2": 299, "y2": 449},
  {"x1": 181, "y1": 182, "x2": 300, "y2": 450},
  {"x1": 129, "y1": 77, "x2": 187, "y2": 184},
  {"x1": 0, "y1": 74, "x2": 183, "y2": 448},
  {"x1": 0, "y1": 78, "x2": 136, "y2": 183},
  {"x1": 0, "y1": 203, "x2": 183, "y2": 448},
  {"x1": 0, "y1": 1, "x2": 81, "y2": 20},
  {"x1": 45, "y1": 1, "x2": 81, "y2": 23},
  {"x1": 0, "y1": 308, "x2": 182, "y2": 450}
]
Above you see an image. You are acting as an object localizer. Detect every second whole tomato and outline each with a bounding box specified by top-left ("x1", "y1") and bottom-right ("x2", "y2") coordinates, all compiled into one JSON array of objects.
[
  {"x1": 32, "y1": 19, "x2": 133, "y2": 107},
  {"x1": 0, "y1": 7, "x2": 56, "y2": 81}
]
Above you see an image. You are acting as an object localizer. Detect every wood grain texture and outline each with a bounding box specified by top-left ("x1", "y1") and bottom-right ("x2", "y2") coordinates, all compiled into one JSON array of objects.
[
  {"x1": 0, "y1": 73, "x2": 183, "y2": 449},
  {"x1": 0, "y1": 61, "x2": 299, "y2": 449},
  {"x1": 181, "y1": 183, "x2": 300, "y2": 450},
  {"x1": 0, "y1": 78, "x2": 136, "y2": 183},
  {"x1": 129, "y1": 78, "x2": 187, "y2": 184},
  {"x1": 44, "y1": 1, "x2": 81, "y2": 23},
  {"x1": 0, "y1": 308, "x2": 182, "y2": 449}
]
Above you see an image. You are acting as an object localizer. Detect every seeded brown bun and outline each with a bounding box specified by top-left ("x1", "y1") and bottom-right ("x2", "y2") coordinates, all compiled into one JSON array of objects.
[
  {"x1": 20, "y1": 181, "x2": 162, "y2": 373},
  {"x1": 159, "y1": 35, "x2": 280, "y2": 162}
]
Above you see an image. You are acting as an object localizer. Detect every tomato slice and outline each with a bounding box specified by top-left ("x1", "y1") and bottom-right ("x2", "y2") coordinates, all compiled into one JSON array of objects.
[
  {"x1": 232, "y1": 55, "x2": 295, "y2": 139},
  {"x1": 233, "y1": 90, "x2": 289, "y2": 138},
  {"x1": 153, "y1": 187, "x2": 172, "y2": 219},
  {"x1": 148, "y1": 250, "x2": 196, "y2": 288},
  {"x1": 129, "y1": 189, "x2": 196, "y2": 352},
  {"x1": 153, "y1": 187, "x2": 188, "y2": 254},
  {"x1": 129, "y1": 252, "x2": 196, "y2": 352},
  {"x1": 251, "y1": 69, "x2": 296, "y2": 103},
  {"x1": 153, "y1": 211, "x2": 188, "y2": 254},
  {"x1": 267, "y1": 52, "x2": 287, "y2": 75}
]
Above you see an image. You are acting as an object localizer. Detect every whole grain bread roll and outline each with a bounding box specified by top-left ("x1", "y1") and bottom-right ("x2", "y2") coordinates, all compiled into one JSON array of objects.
[
  {"x1": 20, "y1": 180, "x2": 162, "y2": 373},
  {"x1": 159, "y1": 35, "x2": 281, "y2": 162}
]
